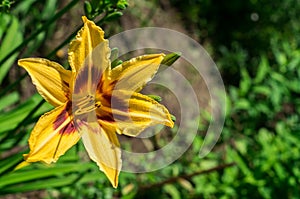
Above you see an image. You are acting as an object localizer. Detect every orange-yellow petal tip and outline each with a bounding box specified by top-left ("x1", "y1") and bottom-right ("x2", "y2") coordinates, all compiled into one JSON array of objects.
[
  {"x1": 17, "y1": 58, "x2": 30, "y2": 67},
  {"x1": 112, "y1": 180, "x2": 118, "y2": 188},
  {"x1": 82, "y1": 16, "x2": 88, "y2": 23},
  {"x1": 14, "y1": 161, "x2": 31, "y2": 171},
  {"x1": 168, "y1": 119, "x2": 174, "y2": 128},
  {"x1": 107, "y1": 170, "x2": 119, "y2": 188}
]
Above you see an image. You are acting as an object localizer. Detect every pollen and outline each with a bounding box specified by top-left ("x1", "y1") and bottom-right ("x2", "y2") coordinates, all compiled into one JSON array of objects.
[{"x1": 95, "y1": 101, "x2": 102, "y2": 108}]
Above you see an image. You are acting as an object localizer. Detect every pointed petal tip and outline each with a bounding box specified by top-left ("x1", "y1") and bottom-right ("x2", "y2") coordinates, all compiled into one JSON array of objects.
[
  {"x1": 97, "y1": 161, "x2": 119, "y2": 188},
  {"x1": 82, "y1": 16, "x2": 88, "y2": 22},
  {"x1": 167, "y1": 119, "x2": 175, "y2": 128},
  {"x1": 112, "y1": 180, "x2": 118, "y2": 188},
  {"x1": 165, "y1": 113, "x2": 175, "y2": 128},
  {"x1": 95, "y1": 159, "x2": 120, "y2": 189},
  {"x1": 18, "y1": 59, "x2": 24, "y2": 68},
  {"x1": 17, "y1": 58, "x2": 34, "y2": 67},
  {"x1": 80, "y1": 123, "x2": 121, "y2": 189},
  {"x1": 14, "y1": 161, "x2": 31, "y2": 171},
  {"x1": 17, "y1": 59, "x2": 23, "y2": 65}
]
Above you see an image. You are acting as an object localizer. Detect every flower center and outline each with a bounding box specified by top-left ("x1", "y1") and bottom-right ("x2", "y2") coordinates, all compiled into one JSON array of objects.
[{"x1": 74, "y1": 94, "x2": 101, "y2": 115}]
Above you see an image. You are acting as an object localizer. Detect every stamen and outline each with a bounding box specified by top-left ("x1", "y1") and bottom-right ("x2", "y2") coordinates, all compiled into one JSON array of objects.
[
  {"x1": 95, "y1": 101, "x2": 102, "y2": 108},
  {"x1": 75, "y1": 106, "x2": 97, "y2": 115},
  {"x1": 76, "y1": 95, "x2": 94, "y2": 106},
  {"x1": 74, "y1": 95, "x2": 101, "y2": 115}
]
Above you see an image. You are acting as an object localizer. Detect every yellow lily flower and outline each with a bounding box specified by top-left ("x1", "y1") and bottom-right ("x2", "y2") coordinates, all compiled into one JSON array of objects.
[{"x1": 17, "y1": 16, "x2": 174, "y2": 188}]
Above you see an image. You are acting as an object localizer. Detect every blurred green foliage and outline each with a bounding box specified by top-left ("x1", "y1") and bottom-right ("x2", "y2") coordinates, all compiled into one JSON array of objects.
[
  {"x1": 0, "y1": 0, "x2": 13, "y2": 13},
  {"x1": 170, "y1": 0, "x2": 300, "y2": 84},
  {"x1": 218, "y1": 39, "x2": 300, "y2": 198},
  {"x1": 0, "y1": 0, "x2": 300, "y2": 198},
  {"x1": 84, "y1": 0, "x2": 128, "y2": 20}
]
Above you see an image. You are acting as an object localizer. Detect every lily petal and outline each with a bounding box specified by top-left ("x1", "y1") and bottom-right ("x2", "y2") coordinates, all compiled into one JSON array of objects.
[
  {"x1": 110, "y1": 54, "x2": 165, "y2": 92},
  {"x1": 78, "y1": 119, "x2": 121, "y2": 188},
  {"x1": 68, "y1": 16, "x2": 110, "y2": 78},
  {"x1": 69, "y1": 17, "x2": 119, "y2": 187},
  {"x1": 72, "y1": 38, "x2": 111, "y2": 97},
  {"x1": 24, "y1": 102, "x2": 81, "y2": 164},
  {"x1": 98, "y1": 90, "x2": 174, "y2": 136},
  {"x1": 18, "y1": 58, "x2": 71, "y2": 107}
]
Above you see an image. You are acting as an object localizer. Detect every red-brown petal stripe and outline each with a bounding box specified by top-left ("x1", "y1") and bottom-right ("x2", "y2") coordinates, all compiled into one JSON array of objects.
[
  {"x1": 53, "y1": 101, "x2": 76, "y2": 134},
  {"x1": 74, "y1": 64, "x2": 102, "y2": 94}
]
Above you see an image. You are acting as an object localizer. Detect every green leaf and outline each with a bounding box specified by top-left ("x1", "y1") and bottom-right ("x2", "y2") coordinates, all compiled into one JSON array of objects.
[
  {"x1": 286, "y1": 80, "x2": 300, "y2": 93},
  {"x1": 225, "y1": 94, "x2": 231, "y2": 117},
  {"x1": 274, "y1": 162, "x2": 286, "y2": 180},
  {"x1": 13, "y1": 0, "x2": 38, "y2": 14},
  {"x1": 117, "y1": 0, "x2": 128, "y2": 10},
  {"x1": 269, "y1": 81, "x2": 284, "y2": 107},
  {"x1": 111, "y1": 59, "x2": 123, "y2": 68},
  {"x1": 0, "y1": 94, "x2": 52, "y2": 134},
  {"x1": 239, "y1": 67, "x2": 251, "y2": 96},
  {"x1": 254, "y1": 55, "x2": 269, "y2": 84},
  {"x1": 84, "y1": 1, "x2": 93, "y2": 18},
  {"x1": 0, "y1": 163, "x2": 93, "y2": 188},
  {"x1": 273, "y1": 47, "x2": 287, "y2": 69},
  {"x1": 147, "y1": 94, "x2": 162, "y2": 102},
  {"x1": 111, "y1": 48, "x2": 123, "y2": 68},
  {"x1": 252, "y1": 85, "x2": 271, "y2": 97},
  {"x1": 163, "y1": 184, "x2": 181, "y2": 199},
  {"x1": 227, "y1": 147, "x2": 252, "y2": 178},
  {"x1": 0, "y1": 174, "x2": 78, "y2": 193},
  {"x1": 0, "y1": 14, "x2": 23, "y2": 84},
  {"x1": 41, "y1": 0, "x2": 57, "y2": 20},
  {"x1": 287, "y1": 54, "x2": 300, "y2": 71},
  {"x1": 234, "y1": 98, "x2": 251, "y2": 110},
  {"x1": 0, "y1": 152, "x2": 24, "y2": 175},
  {"x1": 161, "y1": 52, "x2": 181, "y2": 66},
  {"x1": 0, "y1": 91, "x2": 19, "y2": 111},
  {"x1": 170, "y1": 114, "x2": 176, "y2": 122},
  {"x1": 254, "y1": 103, "x2": 271, "y2": 115},
  {"x1": 105, "y1": 11, "x2": 123, "y2": 22},
  {"x1": 270, "y1": 72, "x2": 286, "y2": 84}
]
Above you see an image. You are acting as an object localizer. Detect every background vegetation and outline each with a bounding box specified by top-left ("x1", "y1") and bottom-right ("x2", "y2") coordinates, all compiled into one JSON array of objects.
[{"x1": 0, "y1": 0, "x2": 299, "y2": 198}]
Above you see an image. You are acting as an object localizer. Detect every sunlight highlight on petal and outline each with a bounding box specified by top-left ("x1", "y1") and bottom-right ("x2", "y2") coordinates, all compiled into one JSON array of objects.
[
  {"x1": 78, "y1": 120, "x2": 121, "y2": 188},
  {"x1": 18, "y1": 16, "x2": 176, "y2": 188},
  {"x1": 99, "y1": 90, "x2": 174, "y2": 136},
  {"x1": 111, "y1": 54, "x2": 165, "y2": 92},
  {"x1": 18, "y1": 58, "x2": 71, "y2": 107},
  {"x1": 68, "y1": 16, "x2": 108, "y2": 75},
  {"x1": 25, "y1": 103, "x2": 80, "y2": 164}
]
